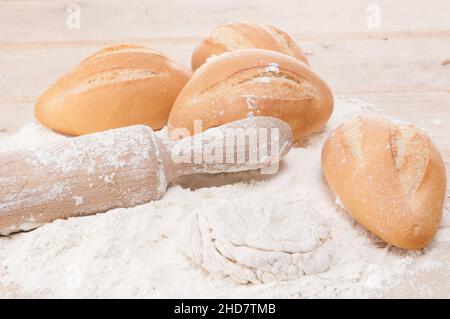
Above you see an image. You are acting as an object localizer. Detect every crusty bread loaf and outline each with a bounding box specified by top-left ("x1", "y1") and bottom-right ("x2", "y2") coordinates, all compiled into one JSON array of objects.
[
  {"x1": 321, "y1": 116, "x2": 447, "y2": 249},
  {"x1": 168, "y1": 49, "x2": 333, "y2": 142},
  {"x1": 191, "y1": 22, "x2": 309, "y2": 70},
  {"x1": 35, "y1": 44, "x2": 192, "y2": 136}
]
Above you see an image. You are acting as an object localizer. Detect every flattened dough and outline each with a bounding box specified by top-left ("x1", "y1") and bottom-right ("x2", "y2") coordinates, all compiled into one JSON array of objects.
[{"x1": 187, "y1": 191, "x2": 334, "y2": 284}]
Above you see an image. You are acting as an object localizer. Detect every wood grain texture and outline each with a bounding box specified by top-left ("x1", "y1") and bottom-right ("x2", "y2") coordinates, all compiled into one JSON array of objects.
[{"x1": 0, "y1": 0, "x2": 449, "y2": 297}]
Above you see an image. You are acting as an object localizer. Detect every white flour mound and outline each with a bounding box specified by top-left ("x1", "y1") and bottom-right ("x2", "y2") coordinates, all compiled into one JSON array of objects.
[
  {"x1": 188, "y1": 192, "x2": 334, "y2": 284},
  {"x1": 0, "y1": 98, "x2": 449, "y2": 298}
]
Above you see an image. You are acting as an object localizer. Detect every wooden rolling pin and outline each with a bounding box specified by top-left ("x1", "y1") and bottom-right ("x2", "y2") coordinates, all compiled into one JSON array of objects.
[{"x1": 0, "y1": 116, "x2": 292, "y2": 235}]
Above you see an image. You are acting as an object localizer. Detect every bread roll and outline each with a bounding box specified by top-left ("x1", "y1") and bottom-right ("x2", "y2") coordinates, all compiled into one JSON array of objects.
[
  {"x1": 321, "y1": 116, "x2": 447, "y2": 249},
  {"x1": 168, "y1": 49, "x2": 333, "y2": 142},
  {"x1": 192, "y1": 22, "x2": 309, "y2": 70},
  {"x1": 35, "y1": 44, "x2": 192, "y2": 136}
]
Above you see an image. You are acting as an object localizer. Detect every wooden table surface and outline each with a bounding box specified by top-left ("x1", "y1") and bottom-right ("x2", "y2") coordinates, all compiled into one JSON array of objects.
[{"x1": 0, "y1": 0, "x2": 449, "y2": 297}]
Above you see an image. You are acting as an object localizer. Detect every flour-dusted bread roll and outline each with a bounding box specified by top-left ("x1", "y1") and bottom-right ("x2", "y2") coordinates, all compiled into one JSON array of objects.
[
  {"x1": 191, "y1": 22, "x2": 309, "y2": 70},
  {"x1": 35, "y1": 44, "x2": 192, "y2": 136},
  {"x1": 321, "y1": 116, "x2": 447, "y2": 249},
  {"x1": 168, "y1": 49, "x2": 333, "y2": 142}
]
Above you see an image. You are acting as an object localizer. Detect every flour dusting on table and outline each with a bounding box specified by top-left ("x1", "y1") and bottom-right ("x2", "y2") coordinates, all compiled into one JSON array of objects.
[{"x1": 0, "y1": 98, "x2": 449, "y2": 298}]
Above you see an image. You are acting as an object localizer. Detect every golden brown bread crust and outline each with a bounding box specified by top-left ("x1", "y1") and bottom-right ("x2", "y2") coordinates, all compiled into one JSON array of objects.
[
  {"x1": 191, "y1": 22, "x2": 309, "y2": 70},
  {"x1": 169, "y1": 49, "x2": 333, "y2": 142},
  {"x1": 321, "y1": 116, "x2": 447, "y2": 249},
  {"x1": 35, "y1": 44, "x2": 192, "y2": 136}
]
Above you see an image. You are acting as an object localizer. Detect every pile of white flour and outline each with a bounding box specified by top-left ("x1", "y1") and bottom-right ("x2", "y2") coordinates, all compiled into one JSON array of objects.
[{"x1": 0, "y1": 99, "x2": 449, "y2": 298}]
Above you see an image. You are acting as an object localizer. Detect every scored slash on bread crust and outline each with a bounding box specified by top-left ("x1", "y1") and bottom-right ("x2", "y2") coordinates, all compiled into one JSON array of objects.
[
  {"x1": 35, "y1": 44, "x2": 192, "y2": 136},
  {"x1": 80, "y1": 44, "x2": 168, "y2": 63},
  {"x1": 65, "y1": 69, "x2": 158, "y2": 95},
  {"x1": 169, "y1": 49, "x2": 333, "y2": 142},
  {"x1": 321, "y1": 116, "x2": 447, "y2": 249},
  {"x1": 390, "y1": 124, "x2": 429, "y2": 197},
  {"x1": 191, "y1": 22, "x2": 309, "y2": 70}
]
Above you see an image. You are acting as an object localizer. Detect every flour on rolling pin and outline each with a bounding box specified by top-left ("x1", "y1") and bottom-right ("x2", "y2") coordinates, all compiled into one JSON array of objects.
[
  {"x1": 0, "y1": 125, "x2": 166, "y2": 235},
  {"x1": 168, "y1": 116, "x2": 292, "y2": 175},
  {"x1": 0, "y1": 117, "x2": 293, "y2": 235}
]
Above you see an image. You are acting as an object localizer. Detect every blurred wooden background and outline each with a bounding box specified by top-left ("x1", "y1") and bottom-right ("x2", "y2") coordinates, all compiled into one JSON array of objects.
[{"x1": 0, "y1": 0, "x2": 449, "y2": 297}]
